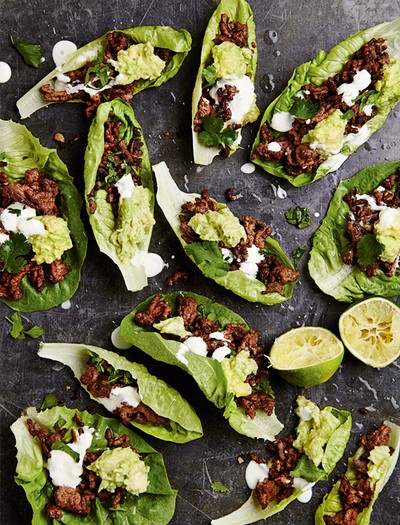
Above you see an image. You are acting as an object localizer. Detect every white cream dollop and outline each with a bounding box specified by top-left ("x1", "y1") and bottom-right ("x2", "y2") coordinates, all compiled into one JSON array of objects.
[
  {"x1": 115, "y1": 174, "x2": 135, "y2": 199},
  {"x1": 98, "y1": 385, "x2": 141, "y2": 412},
  {"x1": 337, "y1": 69, "x2": 371, "y2": 106},
  {"x1": 239, "y1": 244, "x2": 264, "y2": 279},
  {"x1": 0, "y1": 202, "x2": 45, "y2": 237},
  {"x1": 182, "y1": 336, "x2": 208, "y2": 357},
  {"x1": 0, "y1": 61, "x2": 12, "y2": 83},
  {"x1": 209, "y1": 75, "x2": 255, "y2": 124},
  {"x1": 52, "y1": 40, "x2": 77, "y2": 66},
  {"x1": 245, "y1": 460, "x2": 270, "y2": 489},
  {"x1": 270, "y1": 111, "x2": 295, "y2": 132}
]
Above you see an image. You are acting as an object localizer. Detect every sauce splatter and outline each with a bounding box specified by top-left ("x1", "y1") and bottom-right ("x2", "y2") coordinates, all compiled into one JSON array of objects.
[
  {"x1": 52, "y1": 40, "x2": 77, "y2": 66},
  {"x1": 0, "y1": 62, "x2": 12, "y2": 83}
]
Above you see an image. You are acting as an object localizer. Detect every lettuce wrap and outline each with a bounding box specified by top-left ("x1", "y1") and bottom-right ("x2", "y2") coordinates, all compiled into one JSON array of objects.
[
  {"x1": 315, "y1": 420, "x2": 400, "y2": 525},
  {"x1": 17, "y1": 26, "x2": 192, "y2": 119},
  {"x1": 84, "y1": 99, "x2": 155, "y2": 292},
  {"x1": 153, "y1": 161, "x2": 299, "y2": 305},
  {"x1": 308, "y1": 161, "x2": 400, "y2": 302},
  {"x1": 38, "y1": 342, "x2": 203, "y2": 443},
  {"x1": 120, "y1": 291, "x2": 283, "y2": 441},
  {"x1": 192, "y1": 0, "x2": 259, "y2": 164},
  {"x1": 251, "y1": 17, "x2": 400, "y2": 186},
  {"x1": 0, "y1": 120, "x2": 87, "y2": 312},
  {"x1": 211, "y1": 396, "x2": 352, "y2": 525},
  {"x1": 11, "y1": 405, "x2": 176, "y2": 524}
]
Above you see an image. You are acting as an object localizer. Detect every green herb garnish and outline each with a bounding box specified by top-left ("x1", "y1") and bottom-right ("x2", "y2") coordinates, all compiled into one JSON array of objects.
[
  {"x1": 289, "y1": 97, "x2": 320, "y2": 120},
  {"x1": 6, "y1": 311, "x2": 44, "y2": 339},
  {"x1": 185, "y1": 241, "x2": 230, "y2": 278},
  {"x1": 203, "y1": 64, "x2": 217, "y2": 87},
  {"x1": 10, "y1": 36, "x2": 42, "y2": 68},
  {"x1": 40, "y1": 393, "x2": 60, "y2": 411},
  {"x1": 355, "y1": 90, "x2": 380, "y2": 112},
  {"x1": 51, "y1": 441, "x2": 80, "y2": 463},
  {"x1": 285, "y1": 207, "x2": 312, "y2": 228},
  {"x1": 356, "y1": 234, "x2": 384, "y2": 266},
  {"x1": 211, "y1": 481, "x2": 230, "y2": 493},
  {"x1": 84, "y1": 51, "x2": 113, "y2": 89},
  {"x1": 292, "y1": 245, "x2": 307, "y2": 268},
  {"x1": 0, "y1": 232, "x2": 31, "y2": 274},
  {"x1": 341, "y1": 109, "x2": 355, "y2": 121},
  {"x1": 198, "y1": 116, "x2": 239, "y2": 150}
]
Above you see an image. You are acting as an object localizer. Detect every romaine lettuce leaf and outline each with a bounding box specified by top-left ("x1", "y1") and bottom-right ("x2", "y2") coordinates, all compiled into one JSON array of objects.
[
  {"x1": 192, "y1": 0, "x2": 258, "y2": 164},
  {"x1": 308, "y1": 160, "x2": 400, "y2": 302},
  {"x1": 211, "y1": 397, "x2": 351, "y2": 525},
  {"x1": 315, "y1": 420, "x2": 400, "y2": 525},
  {"x1": 251, "y1": 16, "x2": 400, "y2": 186},
  {"x1": 120, "y1": 291, "x2": 283, "y2": 440},
  {"x1": 17, "y1": 26, "x2": 192, "y2": 119},
  {"x1": 153, "y1": 161, "x2": 298, "y2": 305},
  {"x1": 0, "y1": 120, "x2": 87, "y2": 312},
  {"x1": 11, "y1": 406, "x2": 176, "y2": 524},
  {"x1": 38, "y1": 342, "x2": 203, "y2": 443},
  {"x1": 84, "y1": 99, "x2": 154, "y2": 292}
]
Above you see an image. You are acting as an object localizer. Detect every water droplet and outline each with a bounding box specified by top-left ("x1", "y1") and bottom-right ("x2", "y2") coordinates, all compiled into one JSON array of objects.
[
  {"x1": 273, "y1": 49, "x2": 281, "y2": 57},
  {"x1": 260, "y1": 73, "x2": 275, "y2": 94},
  {"x1": 264, "y1": 30, "x2": 278, "y2": 45}
]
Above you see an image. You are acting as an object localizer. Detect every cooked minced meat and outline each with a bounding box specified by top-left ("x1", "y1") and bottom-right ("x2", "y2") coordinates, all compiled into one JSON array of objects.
[
  {"x1": 252, "y1": 38, "x2": 389, "y2": 176},
  {"x1": 179, "y1": 190, "x2": 300, "y2": 295},
  {"x1": 342, "y1": 169, "x2": 399, "y2": 277}
]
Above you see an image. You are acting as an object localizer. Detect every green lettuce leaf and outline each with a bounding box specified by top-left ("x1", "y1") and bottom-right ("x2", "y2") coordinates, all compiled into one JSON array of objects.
[
  {"x1": 11, "y1": 406, "x2": 176, "y2": 524},
  {"x1": 17, "y1": 26, "x2": 191, "y2": 119},
  {"x1": 308, "y1": 160, "x2": 400, "y2": 302},
  {"x1": 192, "y1": 0, "x2": 258, "y2": 165},
  {"x1": 153, "y1": 161, "x2": 298, "y2": 305},
  {"x1": 211, "y1": 397, "x2": 351, "y2": 525},
  {"x1": 251, "y1": 16, "x2": 400, "y2": 186},
  {"x1": 315, "y1": 420, "x2": 400, "y2": 525},
  {"x1": 38, "y1": 342, "x2": 203, "y2": 443},
  {"x1": 84, "y1": 99, "x2": 154, "y2": 292},
  {"x1": 120, "y1": 291, "x2": 283, "y2": 440},
  {"x1": 0, "y1": 120, "x2": 87, "y2": 312}
]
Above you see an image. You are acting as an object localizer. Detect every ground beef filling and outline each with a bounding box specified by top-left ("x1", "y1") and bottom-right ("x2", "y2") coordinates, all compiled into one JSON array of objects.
[
  {"x1": 252, "y1": 435, "x2": 301, "y2": 509},
  {"x1": 193, "y1": 13, "x2": 253, "y2": 155},
  {"x1": 135, "y1": 294, "x2": 276, "y2": 418},
  {"x1": 342, "y1": 169, "x2": 400, "y2": 277},
  {"x1": 27, "y1": 419, "x2": 135, "y2": 518},
  {"x1": 252, "y1": 38, "x2": 389, "y2": 176},
  {"x1": 40, "y1": 31, "x2": 174, "y2": 119},
  {"x1": 80, "y1": 360, "x2": 168, "y2": 426},
  {"x1": 323, "y1": 424, "x2": 392, "y2": 525},
  {"x1": 87, "y1": 113, "x2": 144, "y2": 216},
  {"x1": 0, "y1": 168, "x2": 69, "y2": 301},
  {"x1": 179, "y1": 190, "x2": 299, "y2": 296}
]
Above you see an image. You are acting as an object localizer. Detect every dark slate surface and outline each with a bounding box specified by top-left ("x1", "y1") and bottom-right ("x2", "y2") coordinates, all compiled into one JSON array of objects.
[{"x1": 0, "y1": 1, "x2": 399, "y2": 524}]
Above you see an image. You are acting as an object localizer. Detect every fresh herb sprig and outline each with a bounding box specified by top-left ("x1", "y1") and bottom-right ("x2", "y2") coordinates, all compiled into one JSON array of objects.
[
  {"x1": 0, "y1": 232, "x2": 31, "y2": 273},
  {"x1": 10, "y1": 36, "x2": 42, "y2": 68},
  {"x1": 198, "y1": 116, "x2": 239, "y2": 150}
]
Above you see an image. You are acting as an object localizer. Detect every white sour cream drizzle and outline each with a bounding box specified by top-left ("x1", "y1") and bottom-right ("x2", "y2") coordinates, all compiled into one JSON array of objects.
[
  {"x1": 61, "y1": 300, "x2": 72, "y2": 310},
  {"x1": 52, "y1": 40, "x2": 77, "y2": 67},
  {"x1": 209, "y1": 75, "x2": 255, "y2": 125},
  {"x1": 0, "y1": 202, "x2": 45, "y2": 238},
  {"x1": 241, "y1": 162, "x2": 256, "y2": 174},
  {"x1": 98, "y1": 385, "x2": 141, "y2": 412},
  {"x1": 239, "y1": 244, "x2": 264, "y2": 280},
  {"x1": 0, "y1": 232, "x2": 10, "y2": 244},
  {"x1": 267, "y1": 141, "x2": 282, "y2": 152},
  {"x1": 131, "y1": 250, "x2": 167, "y2": 278},
  {"x1": 0, "y1": 61, "x2": 12, "y2": 83},
  {"x1": 47, "y1": 426, "x2": 94, "y2": 487},
  {"x1": 337, "y1": 69, "x2": 371, "y2": 106},
  {"x1": 111, "y1": 326, "x2": 132, "y2": 350},
  {"x1": 270, "y1": 111, "x2": 295, "y2": 132},
  {"x1": 115, "y1": 174, "x2": 135, "y2": 199},
  {"x1": 298, "y1": 405, "x2": 313, "y2": 421}
]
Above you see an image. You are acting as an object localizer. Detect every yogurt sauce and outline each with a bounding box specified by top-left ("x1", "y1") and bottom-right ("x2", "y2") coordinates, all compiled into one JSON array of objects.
[
  {"x1": 209, "y1": 75, "x2": 255, "y2": 124},
  {"x1": 98, "y1": 385, "x2": 141, "y2": 412},
  {"x1": 111, "y1": 326, "x2": 132, "y2": 350},
  {"x1": 52, "y1": 40, "x2": 77, "y2": 67},
  {"x1": 337, "y1": 70, "x2": 371, "y2": 106},
  {"x1": 0, "y1": 61, "x2": 12, "y2": 83}
]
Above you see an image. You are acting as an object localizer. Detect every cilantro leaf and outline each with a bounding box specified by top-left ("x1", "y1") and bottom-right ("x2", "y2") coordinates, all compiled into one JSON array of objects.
[
  {"x1": 355, "y1": 90, "x2": 380, "y2": 112},
  {"x1": 85, "y1": 51, "x2": 113, "y2": 89},
  {"x1": 290, "y1": 97, "x2": 320, "y2": 120},
  {"x1": 290, "y1": 455, "x2": 327, "y2": 482},
  {"x1": 184, "y1": 241, "x2": 230, "y2": 278},
  {"x1": 6, "y1": 311, "x2": 44, "y2": 339},
  {"x1": 292, "y1": 245, "x2": 307, "y2": 268},
  {"x1": 10, "y1": 36, "x2": 42, "y2": 68},
  {"x1": 356, "y1": 234, "x2": 384, "y2": 266},
  {"x1": 341, "y1": 109, "x2": 355, "y2": 121},
  {"x1": 0, "y1": 232, "x2": 31, "y2": 273},
  {"x1": 203, "y1": 64, "x2": 217, "y2": 87},
  {"x1": 51, "y1": 441, "x2": 80, "y2": 463},
  {"x1": 285, "y1": 207, "x2": 312, "y2": 228},
  {"x1": 199, "y1": 116, "x2": 239, "y2": 150},
  {"x1": 211, "y1": 481, "x2": 230, "y2": 493},
  {"x1": 40, "y1": 393, "x2": 61, "y2": 411}
]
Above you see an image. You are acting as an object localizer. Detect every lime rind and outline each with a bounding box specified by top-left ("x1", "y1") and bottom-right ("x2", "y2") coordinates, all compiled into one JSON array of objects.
[{"x1": 339, "y1": 296, "x2": 400, "y2": 368}]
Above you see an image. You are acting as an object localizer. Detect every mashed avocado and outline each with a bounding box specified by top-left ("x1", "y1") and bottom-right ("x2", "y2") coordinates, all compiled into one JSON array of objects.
[
  {"x1": 87, "y1": 447, "x2": 149, "y2": 494},
  {"x1": 114, "y1": 42, "x2": 166, "y2": 85},
  {"x1": 375, "y1": 60, "x2": 400, "y2": 105},
  {"x1": 302, "y1": 109, "x2": 346, "y2": 155},
  {"x1": 188, "y1": 207, "x2": 245, "y2": 248},
  {"x1": 367, "y1": 445, "x2": 391, "y2": 483},
  {"x1": 374, "y1": 207, "x2": 400, "y2": 263},
  {"x1": 212, "y1": 41, "x2": 251, "y2": 79},
  {"x1": 293, "y1": 396, "x2": 341, "y2": 467},
  {"x1": 30, "y1": 216, "x2": 72, "y2": 265},
  {"x1": 154, "y1": 316, "x2": 192, "y2": 338},
  {"x1": 221, "y1": 350, "x2": 257, "y2": 397},
  {"x1": 109, "y1": 185, "x2": 155, "y2": 265}
]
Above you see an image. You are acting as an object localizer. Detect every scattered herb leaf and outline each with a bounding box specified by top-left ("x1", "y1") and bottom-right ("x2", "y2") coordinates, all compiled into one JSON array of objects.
[
  {"x1": 184, "y1": 241, "x2": 230, "y2": 278},
  {"x1": 290, "y1": 455, "x2": 326, "y2": 482},
  {"x1": 292, "y1": 246, "x2": 307, "y2": 268},
  {"x1": 355, "y1": 90, "x2": 380, "y2": 112},
  {"x1": 356, "y1": 234, "x2": 384, "y2": 266},
  {"x1": 199, "y1": 116, "x2": 239, "y2": 150},
  {"x1": 211, "y1": 482, "x2": 230, "y2": 493},
  {"x1": 203, "y1": 64, "x2": 217, "y2": 87},
  {"x1": 55, "y1": 417, "x2": 67, "y2": 429},
  {"x1": 341, "y1": 109, "x2": 355, "y2": 121},
  {"x1": 290, "y1": 97, "x2": 320, "y2": 120},
  {"x1": 84, "y1": 51, "x2": 113, "y2": 89},
  {"x1": 8, "y1": 208, "x2": 22, "y2": 216},
  {"x1": 6, "y1": 311, "x2": 44, "y2": 340},
  {"x1": 51, "y1": 441, "x2": 80, "y2": 463},
  {"x1": 40, "y1": 393, "x2": 61, "y2": 411},
  {"x1": 0, "y1": 232, "x2": 31, "y2": 273},
  {"x1": 285, "y1": 207, "x2": 312, "y2": 229},
  {"x1": 10, "y1": 36, "x2": 42, "y2": 68}
]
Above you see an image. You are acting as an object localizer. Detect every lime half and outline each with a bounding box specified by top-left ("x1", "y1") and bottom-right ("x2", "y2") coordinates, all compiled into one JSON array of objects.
[
  {"x1": 339, "y1": 297, "x2": 400, "y2": 368},
  {"x1": 269, "y1": 326, "x2": 344, "y2": 388}
]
